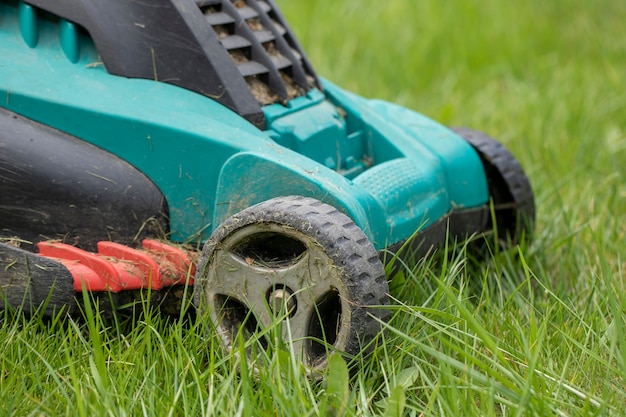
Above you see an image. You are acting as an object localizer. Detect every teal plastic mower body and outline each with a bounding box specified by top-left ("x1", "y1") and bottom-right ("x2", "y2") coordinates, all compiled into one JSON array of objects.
[
  {"x1": 0, "y1": 0, "x2": 488, "y2": 249},
  {"x1": 0, "y1": 0, "x2": 535, "y2": 372}
]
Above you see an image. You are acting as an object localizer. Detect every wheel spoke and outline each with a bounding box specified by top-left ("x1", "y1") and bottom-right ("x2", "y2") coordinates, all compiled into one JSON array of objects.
[
  {"x1": 281, "y1": 286, "x2": 337, "y2": 362},
  {"x1": 282, "y1": 316, "x2": 308, "y2": 359},
  {"x1": 207, "y1": 248, "x2": 274, "y2": 329},
  {"x1": 207, "y1": 244, "x2": 341, "y2": 328},
  {"x1": 283, "y1": 246, "x2": 346, "y2": 361},
  {"x1": 284, "y1": 245, "x2": 342, "y2": 299}
]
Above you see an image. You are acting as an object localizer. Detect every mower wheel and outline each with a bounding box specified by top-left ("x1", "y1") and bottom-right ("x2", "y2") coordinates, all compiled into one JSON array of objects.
[
  {"x1": 194, "y1": 196, "x2": 389, "y2": 372},
  {"x1": 453, "y1": 127, "x2": 535, "y2": 243}
]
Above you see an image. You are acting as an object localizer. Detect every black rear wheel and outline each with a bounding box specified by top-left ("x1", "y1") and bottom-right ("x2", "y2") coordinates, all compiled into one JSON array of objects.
[{"x1": 453, "y1": 127, "x2": 535, "y2": 244}]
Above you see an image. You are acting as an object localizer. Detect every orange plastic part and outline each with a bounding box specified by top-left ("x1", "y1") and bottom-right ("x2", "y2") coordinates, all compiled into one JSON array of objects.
[
  {"x1": 37, "y1": 240, "x2": 196, "y2": 293},
  {"x1": 142, "y1": 239, "x2": 195, "y2": 286},
  {"x1": 97, "y1": 241, "x2": 163, "y2": 290},
  {"x1": 37, "y1": 241, "x2": 120, "y2": 291}
]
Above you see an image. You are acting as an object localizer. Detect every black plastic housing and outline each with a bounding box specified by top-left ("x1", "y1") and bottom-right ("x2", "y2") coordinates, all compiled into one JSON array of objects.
[
  {"x1": 0, "y1": 108, "x2": 169, "y2": 252},
  {"x1": 23, "y1": 0, "x2": 320, "y2": 129}
]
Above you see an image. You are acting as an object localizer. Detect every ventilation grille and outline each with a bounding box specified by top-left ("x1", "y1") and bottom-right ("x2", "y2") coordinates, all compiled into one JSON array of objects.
[{"x1": 195, "y1": 0, "x2": 315, "y2": 105}]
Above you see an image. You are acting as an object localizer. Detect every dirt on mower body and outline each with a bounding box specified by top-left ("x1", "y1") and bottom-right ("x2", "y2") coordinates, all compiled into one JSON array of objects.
[{"x1": 0, "y1": 0, "x2": 535, "y2": 371}]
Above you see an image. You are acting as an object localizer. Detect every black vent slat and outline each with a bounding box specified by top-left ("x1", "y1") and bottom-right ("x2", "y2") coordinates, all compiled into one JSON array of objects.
[
  {"x1": 271, "y1": 20, "x2": 286, "y2": 35},
  {"x1": 262, "y1": 0, "x2": 320, "y2": 89},
  {"x1": 197, "y1": 0, "x2": 320, "y2": 107},
  {"x1": 253, "y1": 30, "x2": 274, "y2": 44},
  {"x1": 236, "y1": 6, "x2": 259, "y2": 20},
  {"x1": 270, "y1": 55, "x2": 291, "y2": 70},
  {"x1": 205, "y1": 12, "x2": 235, "y2": 26},
  {"x1": 246, "y1": 0, "x2": 309, "y2": 88},
  {"x1": 289, "y1": 48, "x2": 301, "y2": 61},
  {"x1": 195, "y1": 0, "x2": 221, "y2": 6},
  {"x1": 220, "y1": 34, "x2": 251, "y2": 50},
  {"x1": 237, "y1": 61, "x2": 268, "y2": 77},
  {"x1": 257, "y1": 1, "x2": 271, "y2": 13},
  {"x1": 219, "y1": 0, "x2": 288, "y2": 100}
]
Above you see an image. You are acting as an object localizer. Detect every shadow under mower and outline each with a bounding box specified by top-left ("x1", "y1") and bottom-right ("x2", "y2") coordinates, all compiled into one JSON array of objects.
[{"x1": 0, "y1": 0, "x2": 535, "y2": 372}]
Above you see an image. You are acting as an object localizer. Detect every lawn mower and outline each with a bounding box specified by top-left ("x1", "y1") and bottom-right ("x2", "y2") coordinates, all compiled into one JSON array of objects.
[{"x1": 0, "y1": 0, "x2": 535, "y2": 371}]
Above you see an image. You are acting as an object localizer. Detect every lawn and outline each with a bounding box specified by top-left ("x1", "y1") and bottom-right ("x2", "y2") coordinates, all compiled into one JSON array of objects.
[{"x1": 2, "y1": 0, "x2": 625, "y2": 415}]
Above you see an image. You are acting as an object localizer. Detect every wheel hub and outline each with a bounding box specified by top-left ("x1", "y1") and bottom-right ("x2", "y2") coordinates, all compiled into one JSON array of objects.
[
  {"x1": 195, "y1": 196, "x2": 389, "y2": 373},
  {"x1": 268, "y1": 287, "x2": 296, "y2": 317}
]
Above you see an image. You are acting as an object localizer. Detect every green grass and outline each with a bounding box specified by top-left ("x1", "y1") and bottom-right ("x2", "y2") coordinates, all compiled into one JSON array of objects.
[{"x1": 2, "y1": 0, "x2": 625, "y2": 415}]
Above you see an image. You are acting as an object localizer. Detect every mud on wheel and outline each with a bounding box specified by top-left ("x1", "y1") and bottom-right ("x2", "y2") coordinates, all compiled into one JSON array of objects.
[{"x1": 194, "y1": 196, "x2": 389, "y2": 372}]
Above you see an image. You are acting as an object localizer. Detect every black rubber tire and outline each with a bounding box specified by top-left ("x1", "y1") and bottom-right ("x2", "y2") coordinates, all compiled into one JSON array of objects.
[
  {"x1": 194, "y1": 196, "x2": 389, "y2": 372},
  {"x1": 452, "y1": 127, "x2": 535, "y2": 243}
]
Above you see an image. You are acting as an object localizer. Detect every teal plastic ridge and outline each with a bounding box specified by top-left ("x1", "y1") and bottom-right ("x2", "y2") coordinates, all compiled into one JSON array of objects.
[
  {"x1": 60, "y1": 19, "x2": 79, "y2": 63},
  {"x1": 19, "y1": 1, "x2": 38, "y2": 48}
]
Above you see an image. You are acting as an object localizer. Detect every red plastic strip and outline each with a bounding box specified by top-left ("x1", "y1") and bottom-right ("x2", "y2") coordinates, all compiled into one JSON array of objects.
[
  {"x1": 37, "y1": 241, "x2": 123, "y2": 292},
  {"x1": 97, "y1": 241, "x2": 162, "y2": 290},
  {"x1": 142, "y1": 239, "x2": 196, "y2": 286},
  {"x1": 57, "y1": 259, "x2": 107, "y2": 292}
]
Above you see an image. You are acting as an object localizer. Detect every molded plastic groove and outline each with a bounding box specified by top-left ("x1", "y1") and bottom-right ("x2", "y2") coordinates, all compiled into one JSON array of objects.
[
  {"x1": 18, "y1": 1, "x2": 38, "y2": 48},
  {"x1": 60, "y1": 19, "x2": 80, "y2": 63},
  {"x1": 14, "y1": 2, "x2": 81, "y2": 63}
]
